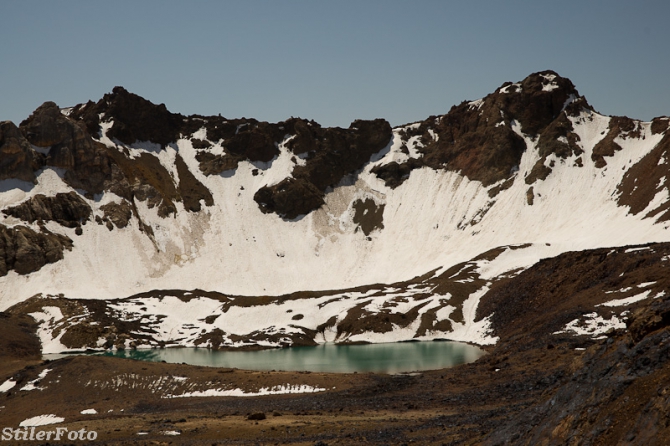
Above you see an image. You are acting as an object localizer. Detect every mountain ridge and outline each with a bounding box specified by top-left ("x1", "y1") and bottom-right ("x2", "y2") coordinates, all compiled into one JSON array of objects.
[{"x1": 1, "y1": 70, "x2": 670, "y2": 351}]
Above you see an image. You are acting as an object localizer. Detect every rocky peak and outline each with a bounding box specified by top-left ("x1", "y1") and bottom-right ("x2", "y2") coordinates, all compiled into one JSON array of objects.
[
  {"x1": 19, "y1": 101, "x2": 113, "y2": 194},
  {"x1": 373, "y1": 71, "x2": 592, "y2": 189},
  {"x1": 70, "y1": 86, "x2": 184, "y2": 147},
  {"x1": 488, "y1": 70, "x2": 584, "y2": 135}
]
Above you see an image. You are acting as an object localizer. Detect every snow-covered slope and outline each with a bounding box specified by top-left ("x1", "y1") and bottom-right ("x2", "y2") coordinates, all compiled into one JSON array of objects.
[{"x1": 2, "y1": 71, "x2": 670, "y2": 350}]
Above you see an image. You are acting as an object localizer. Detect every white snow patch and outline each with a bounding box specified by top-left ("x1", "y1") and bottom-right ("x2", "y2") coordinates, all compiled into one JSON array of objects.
[
  {"x1": 161, "y1": 430, "x2": 181, "y2": 436},
  {"x1": 499, "y1": 83, "x2": 521, "y2": 94},
  {"x1": 468, "y1": 99, "x2": 484, "y2": 110},
  {"x1": 0, "y1": 379, "x2": 16, "y2": 393},
  {"x1": 477, "y1": 244, "x2": 556, "y2": 280},
  {"x1": 164, "y1": 384, "x2": 326, "y2": 398},
  {"x1": 19, "y1": 414, "x2": 64, "y2": 427},
  {"x1": 638, "y1": 281, "x2": 657, "y2": 288},
  {"x1": 28, "y1": 306, "x2": 70, "y2": 354},
  {"x1": 598, "y1": 290, "x2": 653, "y2": 307},
  {"x1": 625, "y1": 247, "x2": 650, "y2": 253},
  {"x1": 80, "y1": 408, "x2": 98, "y2": 415},
  {"x1": 555, "y1": 312, "x2": 626, "y2": 337},
  {"x1": 20, "y1": 369, "x2": 51, "y2": 391}
]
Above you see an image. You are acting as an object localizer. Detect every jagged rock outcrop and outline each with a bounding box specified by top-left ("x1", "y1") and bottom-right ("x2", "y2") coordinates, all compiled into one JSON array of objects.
[
  {"x1": 373, "y1": 70, "x2": 592, "y2": 189},
  {"x1": 0, "y1": 224, "x2": 73, "y2": 276},
  {"x1": 69, "y1": 86, "x2": 185, "y2": 146},
  {"x1": 193, "y1": 115, "x2": 393, "y2": 218},
  {"x1": 3, "y1": 192, "x2": 92, "y2": 228},
  {"x1": 254, "y1": 119, "x2": 392, "y2": 219},
  {"x1": 97, "y1": 201, "x2": 133, "y2": 230},
  {"x1": 104, "y1": 149, "x2": 179, "y2": 217},
  {"x1": 20, "y1": 101, "x2": 113, "y2": 194},
  {"x1": 0, "y1": 121, "x2": 43, "y2": 183}
]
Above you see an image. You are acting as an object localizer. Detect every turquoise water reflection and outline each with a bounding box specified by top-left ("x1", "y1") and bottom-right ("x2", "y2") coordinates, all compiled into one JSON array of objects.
[{"x1": 95, "y1": 341, "x2": 485, "y2": 374}]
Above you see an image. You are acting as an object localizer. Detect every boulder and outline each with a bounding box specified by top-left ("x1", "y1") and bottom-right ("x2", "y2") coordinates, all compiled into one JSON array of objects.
[{"x1": 3, "y1": 192, "x2": 92, "y2": 228}]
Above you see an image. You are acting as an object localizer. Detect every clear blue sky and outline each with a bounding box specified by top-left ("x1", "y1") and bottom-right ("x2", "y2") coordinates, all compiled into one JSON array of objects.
[{"x1": 2, "y1": 0, "x2": 669, "y2": 128}]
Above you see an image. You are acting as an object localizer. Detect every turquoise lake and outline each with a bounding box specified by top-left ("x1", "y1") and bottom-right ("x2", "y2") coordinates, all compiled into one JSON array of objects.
[{"x1": 88, "y1": 341, "x2": 486, "y2": 374}]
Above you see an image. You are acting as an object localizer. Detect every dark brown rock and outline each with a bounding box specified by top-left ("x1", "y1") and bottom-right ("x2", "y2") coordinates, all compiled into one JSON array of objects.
[
  {"x1": 370, "y1": 158, "x2": 423, "y2": 189},
  {"x1": 525, "y1": 159, "x2": 553, "y2": 185},
  {"x1": 592, "y1": 116, "x2": 639, "y2": 168},
  {"x1": 100, "y1": 201, "x2": 133, "y2": 229},
  {"x1": 195, "y1": 150, "x2": 239, "y2": 175},
  {"x1": 3, "y1": 192, "x2": 92, "y2": 228},
  {"x1": 0, "y1": 121, "x2": 43, "y2": 183},
  {"x1": 225, "y1": 125, "x2": 278, "y2": 162},
  {"x1": 104, "y1": 150, "x2": 178, "y2": 217},
  {"x1": 526, "y1": 187, "x2": 534, "y2": 205},
  {"x1": 0, "y1": 224, "x2": 73, "y2": 276},
  {"x1": 254, "y1": 177, "x2": 325, "y2": 219},
  {"x1": 20, "y1": 101, "x2": 113, "y2": 194},
  {"x1": 69, "y1": 87, "x2": 184, "y2": 147},
  {"x1": 352, "y1": 198, "x2": 385, "y2": 236},
  {"x1": 254, "y1": 119, "x2": 392, "y2": 218},
  {"x1": 650, "y1": 117, "x2": 669, "y2": 135},
  {"x1": 175, "y1": 153, "x2": 214, "y2": 212},
  {"x1": 617, "y1": 132, "x2": 670, "y2": 221},
  {"x1": 536, "y1": 112, "x2": 583, "y2": 160},
  {"x1": 190, "y1": 138, "x2": 211, "y2": 149},
  {"x1": 373, "y1": 71, "x2": 592, "y2": 189}
]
